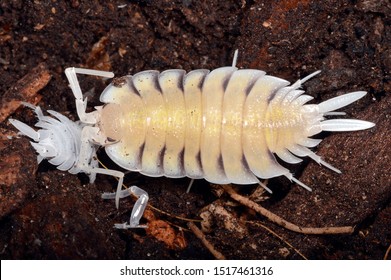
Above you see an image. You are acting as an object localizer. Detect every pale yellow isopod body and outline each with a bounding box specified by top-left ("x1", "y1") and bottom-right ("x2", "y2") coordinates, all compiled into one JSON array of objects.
[{"x1": 98, "y1": 65, "x2": 372, "y2": 187}]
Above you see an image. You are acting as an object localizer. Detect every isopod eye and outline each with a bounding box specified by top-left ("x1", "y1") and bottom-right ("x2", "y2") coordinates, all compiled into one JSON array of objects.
[{"x1": 112, "y1": 77, "x2": 127, "y2": 88}]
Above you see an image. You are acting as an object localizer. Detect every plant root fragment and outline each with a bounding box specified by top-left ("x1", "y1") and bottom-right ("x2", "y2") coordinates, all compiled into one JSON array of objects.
[
  {"x1": 384, "y1": 243, "x2": 391, "y2": 260},
  {"x1": 222, "y1": 185, "x2": 354, "y2": 235},
  {"x1": 247, "y1": 221, "x2": 308, "y2": 260},
  {"x1": 188, "y1": 222, "x2": 226, "y2": 260}
]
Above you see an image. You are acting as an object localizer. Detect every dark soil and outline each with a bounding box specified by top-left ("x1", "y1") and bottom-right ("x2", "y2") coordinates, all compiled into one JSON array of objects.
[{"x1": 0, "y1": 0, "x2": 390, "y2": 259}]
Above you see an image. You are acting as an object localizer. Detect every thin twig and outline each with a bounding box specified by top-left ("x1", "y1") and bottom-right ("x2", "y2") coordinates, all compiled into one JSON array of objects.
[
  {"x1": 222, "y1": 185, "x2": 354, "y2": 235},
  {"x1": 188, "y1": 222, "x2": 226, "y2": 260},
  {"x1": 384, "y1": 243, "x2": 391, "y2": 260},
  {"x1": 247, "y1": 221, "x2": 308, "y2": 260}
]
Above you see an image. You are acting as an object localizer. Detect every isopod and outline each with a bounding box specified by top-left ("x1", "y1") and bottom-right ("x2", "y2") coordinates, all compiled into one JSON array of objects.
[{"x1": 9, "y1": 50, "x2": 375, "y2": 229}]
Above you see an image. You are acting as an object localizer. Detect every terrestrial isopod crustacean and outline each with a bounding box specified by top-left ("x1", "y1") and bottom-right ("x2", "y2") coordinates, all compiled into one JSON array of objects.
[{"x1": 9, "y1": 51, "x2": 375, "y2": 229}]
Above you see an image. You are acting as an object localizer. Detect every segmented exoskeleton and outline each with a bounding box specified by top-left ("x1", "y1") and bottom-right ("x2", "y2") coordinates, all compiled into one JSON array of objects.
[{"x1": 9, "y1": 51, "x2": 375, "y2": 229}]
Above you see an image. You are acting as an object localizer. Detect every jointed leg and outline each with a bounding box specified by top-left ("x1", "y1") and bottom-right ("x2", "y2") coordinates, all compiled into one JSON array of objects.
[
  {"x1": 64, "y1": 67, "x2": 114, "y2": 124},
  {"x1": 102, "y1": 186, "x2": 149, "y2": 229},
  {"x1": 77, "y1": 126, "x2": 148, "y2": 228},
  {"x1": 76, "y1": 126, "x2": 125, "y2": 207},
  {"x1": 65, "y1": 68, "x2": 149, "y2": 229},
  {"x1": 231, "y1": 49, "x2": 239, "y2": 68}
]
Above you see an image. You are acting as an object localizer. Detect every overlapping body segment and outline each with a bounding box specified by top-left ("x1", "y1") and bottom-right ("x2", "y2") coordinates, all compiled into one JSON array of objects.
[
  {"x1": 221, "y1": 69, "x2": 266, "y2": 184},
  {"x1": 99, "y1": 67, "x2": 367, "y2": 185}
]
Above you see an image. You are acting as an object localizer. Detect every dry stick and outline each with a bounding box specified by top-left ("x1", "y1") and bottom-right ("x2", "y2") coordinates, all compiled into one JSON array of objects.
[
  {"x1": 188, "y1": 222, "x2": 226, "y2": 260},
  {"x1": 0, "y1": 63, "x2": 51, "y2": 123},
  {"x1": 384, "y1": 243, "x2": 391, "y2": 260},
  {"x1": 247, "y1": 221, "x2": 308, "y2": 260},
  {"x1": 222, "y1": 185, "x2": 354, "y2": 235}
]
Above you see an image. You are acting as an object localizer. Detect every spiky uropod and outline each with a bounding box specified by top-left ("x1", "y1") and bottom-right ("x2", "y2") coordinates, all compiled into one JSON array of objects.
[{"x1": 9, "y1": 51, "x2": 375, "y2": 228}]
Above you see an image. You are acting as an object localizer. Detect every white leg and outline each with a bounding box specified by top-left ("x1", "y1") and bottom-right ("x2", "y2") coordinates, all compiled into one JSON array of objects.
[
  {"x1": 64, "y1": 67, "x2": 150, "y2": 229},
  {"x1": 64, "y1": 67, "x2": 114, "y2": 124},
  {"x1": 285, "y1": 173, "x2": 312, "y2": 192},
  {"x1": 77, "y1": 126, "x2": 149, "y2": 229},
  {"x1": 231, "y1": 49, "x2": 239, "y2": 67},
  {"x1": 186, "y1": 178, "x2": 195, "y2": 193},
  {"x1": 102, "y1": 186, "x2": 149, "y2": 229},
  {"x1": 259, "y1": 180, "x2": 273, "y2": 194},
  {"x1": 291, "y1": 70, "x2": 321, "y2": 89},
  {"x1": 76, "y1": 126, "x2": 125, "y2": 209}
]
